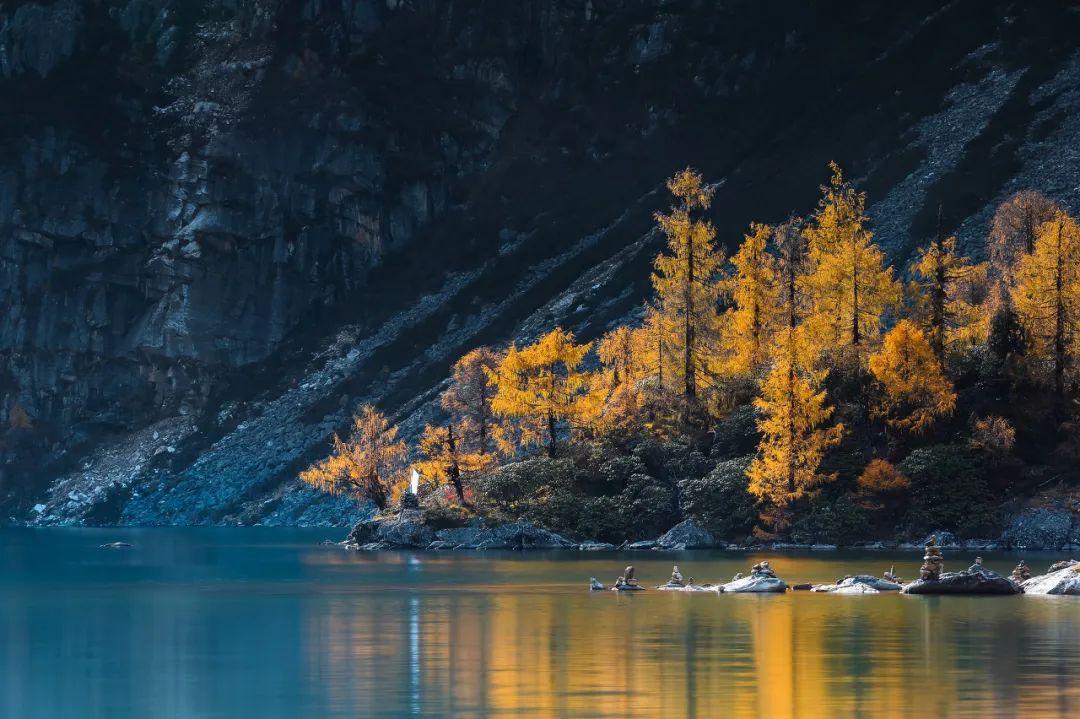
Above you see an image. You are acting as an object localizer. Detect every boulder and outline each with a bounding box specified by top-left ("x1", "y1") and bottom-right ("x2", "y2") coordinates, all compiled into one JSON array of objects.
[
  {"x1": 578, "y1": 542, "x2": 617, "y2": 551},
  {"x1": 590, "y1": 578, "x2": 605, "y2": 591},
  {"x1": 813, "y1": 575, "x2": 901, "y2": 592},
  {"x1": 623, "y1": 539, "x2": 659, "y2": 550},
  {"x1": 657, "y1": 583, "x2": 720, "y2": 592},
  {"x1": 377, "y1": 518, "x2": 436, "y2": 548},
  {"x1": 722, "y1": 575, "x2": 788, "y2": 593},
  {"x1": 903, "y1": 565, "x2": 1021, "y2": 595},
  {"x1": 1000, "y1": 509, "x2": 1074, "y2": 551},
  {"x1": 1021, "y1": 564, "x2": 1080, "y2": 595},
  {"x1": 832, "y1": 583, "x2": 880, "y2": 595},
  {"x1": 1047, "y1": 559, "x2": 1078, "y2": 573},
  {"x1": 656, "y1": 519, "x2": 717, "y2": 549}
]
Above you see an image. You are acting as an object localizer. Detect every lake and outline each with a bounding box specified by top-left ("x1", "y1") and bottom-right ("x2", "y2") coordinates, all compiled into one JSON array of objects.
[{"x1": 2, "y1": 528, "x2": 1078, "y2": 718}]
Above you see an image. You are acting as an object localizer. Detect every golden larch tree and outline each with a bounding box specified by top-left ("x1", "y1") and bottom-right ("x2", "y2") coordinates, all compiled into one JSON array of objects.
[
  {"x1": 299, "y1": 404, "x2": 407, "y2": 510},
  {"x1": 487, "y1": 327, "x2": 598, "y2": 457},
  {"x1": 651, "y1": 167, "x2": 725, "y2": 403},
  {"x1": 415, "y1": 422, "x2": 490, "y2": 504},
  {"x1": 910, "y1": 232, "x2": 990, "y2": 359},
  {"x1": 595, "y1": 324, "x2": 650, "y2": 431},
  {"x1": 989, "y1": 190, "x2": 1059, "y2": 285},
  {"x1": 747, "y1": 330, "x2": 844, "y2": 510},
  {"x1": 1011, "y1": 210, "x2": 1080, "y2": 395},
  {"x1": 867, "y1": 320, "x2": 957, "y2": 435},
  {"x1": 802, "y1": 163, "x2": 901, "y2": 362},
  {"x1": 720, "y1": 222, "x2": 781, "y2": 379},
  {"x1": 441, "y1": 346, "x2": 499, "y2": 455}
]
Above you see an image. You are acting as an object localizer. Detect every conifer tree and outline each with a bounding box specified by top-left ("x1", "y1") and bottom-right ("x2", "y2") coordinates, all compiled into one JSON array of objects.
[
  {"x1": 299, "y1": 404, "x2": 407, "y2": 510},
  {"x1": 802, "y1": 163, "x2": 901, "y2": 363},
  {"x1": 720, "y1": 222, "x2": 781, "y2": 378},
  {"x1": 910, "y1": 232, "x2": 989, "y2": 360},
  {"x1": 775, "y1": 217, "x2": 810, "y2": 333},
  {"x1": 989, "y1": 191, "x2": 1058, "y2": 284},
  {"x1": 487, "y1": 328, "x2": 598, "y2": 457},
  {"x1": 442, "y1": 347, "x2": 499, "y2": 455},
  {"x1": 747, "y1": 330, "x2": 843, "y2": 509},
  {"x1": 415, "y1": 422, "x2": 489, "y2": 504},
  {"x1": 868, "y1": 320, "x2": 957, "y2": 435},
  {"x1": 596, "y1": 325, "x2": 649, "y2": 430},
  {"x1": 1011, "y1": 210, "x2": 1080, "y2": 395},
  {"x1": 651, "y1": 168, "x2": 724, "y2": 405}
]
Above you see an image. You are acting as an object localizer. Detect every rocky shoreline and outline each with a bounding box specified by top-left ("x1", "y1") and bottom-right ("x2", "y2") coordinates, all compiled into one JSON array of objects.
[{"x1": 340, "y1": 513, "x2": 1080, "y2": 554}]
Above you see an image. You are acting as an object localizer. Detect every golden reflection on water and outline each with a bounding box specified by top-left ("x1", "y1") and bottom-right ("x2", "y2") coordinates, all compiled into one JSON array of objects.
[{"x1": 309, "y1": 554, "x2": 1080, "y2": 719}]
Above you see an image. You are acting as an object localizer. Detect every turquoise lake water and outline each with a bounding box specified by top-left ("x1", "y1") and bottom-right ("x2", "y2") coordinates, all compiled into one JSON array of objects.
[{"x1": 2, "y1": 528, "x2": 1078, "y2": 718}]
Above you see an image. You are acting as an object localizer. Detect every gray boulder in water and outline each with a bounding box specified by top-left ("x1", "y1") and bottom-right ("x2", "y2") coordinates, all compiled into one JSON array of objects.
[
  {"x1": 589, "y1": 578, "x2": 605, "y2": 591},
  {"x1": 1021, "y1": 564, "x2": 1080, "y2": 595},
  {"x1": 903, "y1": 565, "x2": 1021, "y2": 595},
  {"x1": 813, "y1": 575, "x2": 901, "y2": 592}
]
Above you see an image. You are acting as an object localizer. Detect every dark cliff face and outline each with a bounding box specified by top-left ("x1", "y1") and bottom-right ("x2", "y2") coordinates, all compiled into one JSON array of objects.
[{"x1": 2, "y1": 1, "x2": 1079, "y2": 524}]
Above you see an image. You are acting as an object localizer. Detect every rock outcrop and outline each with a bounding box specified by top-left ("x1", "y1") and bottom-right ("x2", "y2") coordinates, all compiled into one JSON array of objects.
[
  {"x1": 655, "y1": 520, "x2": 717, "y2": 550},
  {"x1": 1000, "y1": 510, "x2": 1076, "y2": 551}
]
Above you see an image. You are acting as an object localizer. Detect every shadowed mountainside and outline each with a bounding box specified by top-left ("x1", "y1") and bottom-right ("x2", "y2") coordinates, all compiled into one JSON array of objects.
[{"x1": 2, "y1": 0, "x2": 1079, "y2": 525}]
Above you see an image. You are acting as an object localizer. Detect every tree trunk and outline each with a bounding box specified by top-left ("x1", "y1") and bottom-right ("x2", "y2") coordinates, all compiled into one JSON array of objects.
[
  {"x1": 1054, "y1": 220, "x2": 1066, "y2": 398},
  {"x1": 684, "y1": 228, "x2": 696, "y2": 399},
  {"x1": 547, "y1": 410, "x2": 557, "y2": 458},
  {"x1": 447, "y1": 424, "x2": 465, "y2": 503}
]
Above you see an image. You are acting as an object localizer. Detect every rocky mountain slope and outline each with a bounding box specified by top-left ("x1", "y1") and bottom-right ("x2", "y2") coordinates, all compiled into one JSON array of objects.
[{"x1": 2, "y1": 0, "x2": 1079, "y2": 525}]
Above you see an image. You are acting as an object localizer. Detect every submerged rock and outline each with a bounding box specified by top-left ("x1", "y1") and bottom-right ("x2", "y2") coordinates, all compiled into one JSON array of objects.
[
  {"x1": 832, "y1": 583, "x2": 880, "y2": 595},
  {"x1": 1021, "y1": 564, "x2": 1080, "y2": 595},
  {"x1": 98, "y1": 541, "x2": 132, "y2": 549},
  {"x1": 578, "y1": 542, "x2": 617, "y2": 551},
  {"x1": 813, "y1": 575, "x2": 902, "y2": 592}
]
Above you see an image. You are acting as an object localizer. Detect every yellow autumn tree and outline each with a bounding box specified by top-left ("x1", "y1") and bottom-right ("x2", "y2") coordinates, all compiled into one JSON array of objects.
[
  {"x1": 910, "y1": 232, "x2": 990, "y2": 359},
  {"x1": 651, "y1": 167, "x2": 725, "y2": 405},
  {"x1": 487, "y1": 327, "x2": 599, "y2": 457},
  {"x1": 1011, "y1": 210, "x2": 1080, "y2": 395},
  {"x1": 802, "y1": 163, "x2": 901, "y2": 363},
  {"x1": 415, "y1": 422, "x2": 490, "y2": 504},
  {"x1": 441, "y1": 346, "x2": 500, "y2": 455},
  {"x1": 719, "y1": 222, "x2": 781, "y2": 379},
  {"x1": 989, "y1": 190, "x2": 1059, "y2": 285},
  {"x1": 856, "y1": 458, "x2": 911, "y2": 494},
  {"x1": 868, "y1": 320, "x2": 957, "y2": 435},
  {"x1": 595, "y1": 324, "x2": 650, "y2": 431},
  {"x1": 299, "y1": 404, "x2": 407, "y2": 510},
  {"x1": 747, "y1": 330, "x2": 844, "y2": 511},
  {"x1": 775, "y1": 217, "x2": 810, "y2": 332}
]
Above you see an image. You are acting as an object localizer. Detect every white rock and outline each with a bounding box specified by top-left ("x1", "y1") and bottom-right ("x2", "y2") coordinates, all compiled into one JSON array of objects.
[
  {"x1": 1022, "y1": 565, "x2": 1080, "y2": 595},
  {"x1": 722, "y1": 575, "x2": 788, "y2": 593}
]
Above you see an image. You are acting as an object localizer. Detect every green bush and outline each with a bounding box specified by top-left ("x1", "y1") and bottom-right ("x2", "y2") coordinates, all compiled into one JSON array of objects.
[
  {"x1": 898, "y1": 444, "x2": 999, "y2": 536},
  {"x1": 790, "y1": 493, "x2": 870, "y2": 546},
  {"x1": 472, "y1": 457, "x2": 574, "y2": 516},
  {"x1": 678, "y1": 455, "x2": 756, "y2": 540}
]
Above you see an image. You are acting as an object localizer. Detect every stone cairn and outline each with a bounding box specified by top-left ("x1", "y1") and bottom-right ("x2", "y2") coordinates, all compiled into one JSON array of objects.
[
  {"x1": 751, "y1": 560, "x2": 777, "y2": 578},
  {"x1": 614, "y1": 565, "x2": 642, "y2": 590},
  {"x1": 919, "y1": 535, "x2": 944, "y2": 581},
  {"x1": 398, "y1": 490, "x2": 420, "y2": 511},
  {"x1": 669, "y1": 565, "x2": 685, "y2": 587},
  {"x1": 1011, "y1": 560, "x2": 1032, "y2": 583}
]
